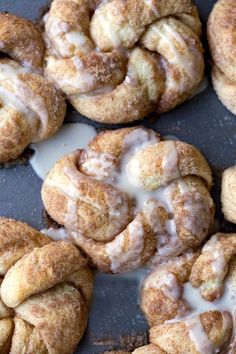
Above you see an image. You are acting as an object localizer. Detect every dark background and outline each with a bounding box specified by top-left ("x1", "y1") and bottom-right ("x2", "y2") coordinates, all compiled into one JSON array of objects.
[{"x1": 0, "y1": 0, "x2": 235, "y2": 352}]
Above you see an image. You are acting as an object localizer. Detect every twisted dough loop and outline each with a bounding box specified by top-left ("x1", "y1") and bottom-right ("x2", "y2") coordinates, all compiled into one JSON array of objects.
[
  {"x1": 0, "y1": 13, "x2": 44, "y2": 70},
  {"x1": 44, "y1": 0, "x2": 204, "y2": 123},
  {"x1": 42, "y1": 127, "x2": 214, "y2": 274},
  {"x1": 0, "y1": 14, "x2": 66, "y2": 163},
  {"x1": 208, "y1": 0, "x2": 236, "y2": 115},
  {"x1": 138, "y1": 234, "x2": 236, "y2": 353},
  {"x1": 0, "y1": 218, "x2": 93, "y2": 354}
]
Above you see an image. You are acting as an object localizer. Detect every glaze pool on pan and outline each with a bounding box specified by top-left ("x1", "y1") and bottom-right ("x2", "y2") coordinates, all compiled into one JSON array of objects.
[{"x1": 0, "y1": 0, "x2": 236, "y2": 353}]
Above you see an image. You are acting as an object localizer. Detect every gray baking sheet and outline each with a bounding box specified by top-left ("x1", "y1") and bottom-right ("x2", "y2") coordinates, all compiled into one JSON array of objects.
[{"x1": 0, "y1": 0, "x2": 235, "y2": 352}]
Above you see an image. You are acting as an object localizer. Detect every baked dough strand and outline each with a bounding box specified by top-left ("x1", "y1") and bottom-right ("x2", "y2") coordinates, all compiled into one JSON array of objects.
[
  {"x1": 44, "y1": 0, "x2": 204, "y2": 123},
  {"x1": 0, "y1": 218, "x2": 93, "y2": 354}
]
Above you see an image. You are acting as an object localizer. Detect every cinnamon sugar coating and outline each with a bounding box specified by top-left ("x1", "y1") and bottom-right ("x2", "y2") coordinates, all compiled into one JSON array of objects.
[
  {"x1": 0, "y1": 218, "x2": 93, "y2": 354},
  {"x1": 44, "y1": 0, "x2": 204, "y2": 123},
  {"x1": 0, "y1": 14, "x2": 66, "y2": 163},
  {"x1": 42, "y1": 126, "x2": 214, "y2": 273},
  {"x1": 138, "y1": 232, "x2": 236, "y2": 353},
  {"x1": 208, "y1": 0, "x2": 236, "y2": 115}
]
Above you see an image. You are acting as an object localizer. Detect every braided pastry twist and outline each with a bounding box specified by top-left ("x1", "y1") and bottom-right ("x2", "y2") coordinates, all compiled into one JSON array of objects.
[
  {"x1": 138, "y1": 233, "x2": 236, "y2": 353},
  {"x1": 44, "y1": 0, "x2": 204, "y2": 123},
  {"x1": 0, "y1": 13, "x2": 66, "y2": 163},
  {"x1": 42, "y1": 127, "x2": 214, "y2": 274},
  {"x1": 208, "y1": 0, "x2": 236, "y2": 115},
  {"x1": 0, "y1": 218, "x2": 93, "y2": 354}
]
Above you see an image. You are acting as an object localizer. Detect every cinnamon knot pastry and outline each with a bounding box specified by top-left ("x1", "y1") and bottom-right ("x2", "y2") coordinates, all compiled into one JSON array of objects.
[
  {"x1": 139, "y1": 233, "x2": 236, "y2": 353},
  {"x1": 0, "y1": 218, "x2": 93, "y2": 354},
  {"x1": 221, "y1": 166, "x2": 236, "y2": 224},
  {"x1": 0, "y1": 13, "x2": 66, "y2": 163},
  {"x1": 44, "y1": 0, "x2": 204, "y2": 123},
  {"x1": 42, "y1": 127, "x2": 214, "y2": 274},
  {"x1": 208, "y1": 0, "x2": 236, "y2": 115}
]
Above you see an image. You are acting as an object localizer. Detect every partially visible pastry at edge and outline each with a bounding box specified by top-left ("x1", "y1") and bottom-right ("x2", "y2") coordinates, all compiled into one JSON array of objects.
[
  {"x1": 208, "y1": 0, "x2": 236, "y2": 115},
  {"x1": 42, "y1": 126, "x2": 214, "y2": 273},
  {"x1": 221, "y1": 166, "x2": 236, "y2": 224},
  {"x1": 0, "y1": 13, "x2": 66, "y2": 163},
  {"x1": 44, "y1": 0, "x2": 204, "y2": 124},
  {"x1": 132, "y1": 311, "x2": 233, "y2": 354},
  {"x1": 0, "y1": 217, "x2": 93, "y2": 354},
  {"x1": 137, "y1": 233, "x2": 236, "y2": 353}
]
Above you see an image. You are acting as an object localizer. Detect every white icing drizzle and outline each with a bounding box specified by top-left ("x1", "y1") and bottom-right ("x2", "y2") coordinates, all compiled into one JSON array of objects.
[
  {"x1": 144, "y1": 0, "x2": 160, "y2": 17},
  {"x1": 94, "y1": 7, "x2": 122, "y2": 48},
  {"x1": 64, "y1": 165, "x2": 129, "y2": 220},
  {"x1": 44, "y1": 127, "x2": 211, "y2": 271},
  {"x1": 30, "y1": 123, "x2": 96, "y2": 180},
  {"x1": 54, "y1": 56, "x2": 95, "y2": 93},
  {"x1": 181, "y1": 281, "x2": 236, "y2": 319},
  {"x1": 144, "y1": 194, "x2": 183, "y2": 257},
  {"x1": 161, "y1": 141, "x2": 180, "y2": 181},
  {"x1": 202, "y1": 235, "x2": 227, "y2": 283},
  {"x1": 80, "y1": 128, "x2": 211, "y2": 259},
  {"x1": 166, "y1": 278, "x2": 236, "y2": 353},
  {"x1": 0, "y1": 62, "x2": 48, "y2": 140},
  {"x1": 162, "y1": 23, "x2": 199, "y2": 81},
  {"x1": 64, "y1": 199, "x2": 79, "y2": 228},
  {"x1": 82, "y1": 127, "x2": 161, "y2": 209},
  {"x1": 105, "y1": 217, "x2": 144, "y2": 273},
  {"x1": 202, "y1": 234, "x2": 219, "y2": 253},
  {"x1": 81, "y1": 149, "x2": 117, "y2": 183},
  {"x1": 145, "y1": 271, "x2": 182, "y2": 302},
  {"x1": 150, "y1": 22, "x2": 201, "y2": 93},
  {"x1": 185, "y1": 316, "x2": 215, "y2": 354},
  {"x1": 178, "y1": 179, "x2": 213, "y2": 239},
  {"x1": 41, "y1": 227, "x2": 68, "y2": 241},
  {"x1": 44, "y1": 16, "x2": 93, "y2": 57},
  {"x1": 211, "y1": 249, "x2": 227, "y2": 276}
]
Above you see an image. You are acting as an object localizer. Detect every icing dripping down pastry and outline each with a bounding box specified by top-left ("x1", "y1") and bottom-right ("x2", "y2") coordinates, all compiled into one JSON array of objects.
[
  {"x1": 42, "y1": 126, "x2": 214, "y2": 273},
  {"x1": 185, "y1": 316, "x2": 215, "y2": 354},
  {"x1": 0, "y1": 62, "x2": 48, "y2": 139},
  {"x1": 30, "y1": 123, "x2": 96, "y2": 179}
]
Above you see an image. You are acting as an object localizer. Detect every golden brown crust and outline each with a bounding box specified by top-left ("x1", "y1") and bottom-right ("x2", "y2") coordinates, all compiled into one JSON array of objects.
[
  {"x1": 190, "y1": 233, "x2": 236, "y2": 301},
  {"x1": 0, "y1": 13, "x2": 44, "y2": 70},
  {"x1": 0, "y1": 217, "x2": 51, "y2": 275},
  {"x1": 141, "y1": 251, "x2": 199, "y2": 326},
  {"x1": 221, "y1": 166, "x2": 236, "y2": 224},
  {"x1": 149, "y1": 311, "x2": 232, "y2": 354},
  {"x1": 0, "y1": 319, "x2": 14, "y2": 354},
  {"x1": 1, "y1": 241, "x2": 92, "y2": 308},
  {"x1": 0, "y1": 218, "x2": 93, "y2": 354},
  {"x1": 44, "y1": 0, "x2": 204, "y2": 123},
  {"x1": 10, "y1": 317, "x2": 47, "y2": 354},
  {"x1": 19, "y1": 72, "x2": 66, "y2": 141},
  {"x1": 0, "y1": 59, "x2": 66, "y2": 163},
  {"x1": 15, "y1": 284, "x2": 87, "y2": 354},
  {"x1": 42, "y1": 127, "x2": 214, "y2": 273},
  {"x1": 138, "y1": 232, "x2": 236, "y2": 353},
  {"x1": 208, "y1": 0, "x2": 236, "y2": 115},
  {"x1": 0, "y1": 12, "x2": 66, "y2": 163}
]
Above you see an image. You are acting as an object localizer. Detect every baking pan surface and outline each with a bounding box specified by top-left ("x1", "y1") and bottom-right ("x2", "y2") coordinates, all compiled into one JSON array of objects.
[{"x1": 0, "y1": 0, "x2": 235, "y2": 353}]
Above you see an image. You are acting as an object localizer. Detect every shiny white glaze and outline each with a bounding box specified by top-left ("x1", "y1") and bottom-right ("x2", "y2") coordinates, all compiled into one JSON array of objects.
[
  {"x1": 41, "y1": 227, "x2": 68, "y2": 241},
  {"x1": 0, "y1": 62, "x2": 48, "y2": 139},
  {"x1": 106, "y1": 217, "x2": 144, "y2": 273},
  {"x1": 30, "y1": 123, "x2": 96, "y2": 179}
]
